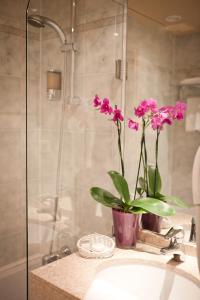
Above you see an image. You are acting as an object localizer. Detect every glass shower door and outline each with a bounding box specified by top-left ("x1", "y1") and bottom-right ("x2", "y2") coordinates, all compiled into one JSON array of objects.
[{"x1": 27, "y1": 0, "x2": 127, "y2": 296}]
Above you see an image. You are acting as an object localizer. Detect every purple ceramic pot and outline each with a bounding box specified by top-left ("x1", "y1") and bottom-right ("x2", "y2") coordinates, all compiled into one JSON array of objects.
[
  {"x1": 112, "y1": 209, "x2": 140, "y2": 248},
  {"x1": 142, "y1": 213, "x2": 162, "y2": 233}
]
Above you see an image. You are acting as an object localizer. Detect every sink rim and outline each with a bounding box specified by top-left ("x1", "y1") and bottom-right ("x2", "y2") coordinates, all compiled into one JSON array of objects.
[{"x1": 92, "y1": 257, "x2": 200, "y2": 288}]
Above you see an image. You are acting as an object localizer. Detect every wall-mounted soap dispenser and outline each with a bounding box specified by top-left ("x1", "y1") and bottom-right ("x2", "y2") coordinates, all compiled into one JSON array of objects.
[{"x1": 47, "y1": 70, "x2": 61, "y2": 101}]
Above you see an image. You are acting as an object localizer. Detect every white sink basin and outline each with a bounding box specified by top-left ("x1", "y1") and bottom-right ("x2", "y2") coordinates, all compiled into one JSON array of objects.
[{"x1": 85, "y1": 263, "x2": 200, "y2": 300}]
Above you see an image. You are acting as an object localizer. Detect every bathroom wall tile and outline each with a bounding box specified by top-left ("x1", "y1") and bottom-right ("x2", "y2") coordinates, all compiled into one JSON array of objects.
[
  {"x1": 0, "y1": 114, "x2": 23, "y2": 130},
  {"x1": 27, "y1": 38, "x2": 40, "y2": 80},
  {"x1": 84, "y1": 25, "x2": 121, "y2": 75},
  {"x1": 0, "y1": 178, "x2": 26, "y2": 267},
  {"x1": 60, "y1": 129, "x2": 119, "y2": 202},
  {"x1": 27, "y1": 179, "x2": 41, "y2": 201},
  {"x1": 127, "y1": 54, "x2": 172, "y2": 101},
  {"x1": 174, "y1": 68, "x2": 200, "y2": 87},
  {"x1": 125, "y1": 11, "x2": 174, "y2": 197},
  {"x1": 63, "y1": 101, "x2": 112, "y2": 133},
  {"x1": 41, "y1": 0, "x2": 71, "y2": 31},
  {"x1": 72, "y1": 130, "x2": 118, "y2": 191},
  {"x1": 60, "y1": 131, "x2": 86, "y2": 191},
  {"x1": 40, "y1": 99, "x2": 63, "y2": 130},
  {"x1": 171, "y1": 33, "x2": 200, "y2": 206},
  {"x1": 0, "y1": 180, "x2": 23, "y2": 235},
  {"x1": 41, "y1": 37, "x2": 65, "y2": 71},
  {"x1": 0, "y1": 0, "x2": 25, "y2": 30},
  {"x1": 26, "y1": 79, "x2": 40, "y2": 114},
  {"x1": 128, "y1": 12, "x2": 174, "y2": 69},
  {"x1": 0, "y1": 32, "x2": 25, "y2": 77},
  {"x1": 0, "y1": 131, "x2": 23, "y2": 184},
  {"x1": 175, "y1": 33, "x2": 200, "y2": 71},
  {"x1": 26, "y1": 114, "x2": 40, "y2": 131},
  {"x1": 75, "y1": 186, "x2": 113, "y2": 239},
  {"x1": 0, "y1": 231, "x2": 26, "y2": 267},
  {"x1": 171, "y1": 121, "x2": 200, "y2": 205},
  {"x1": 84, "y1": 73, "x2": 123, "y2": 104},
  {"x1": 65, "y1": 73, "x2": 122, "y2": 132},
  {"x1": 0, "y1": 22, "x2": 25, "y2": 38},
  {"x1": 0, "y1": 76, "x2": 23, "y2": 113},
  {"x1": 40, "y1": 130, "x2": 60, "y2": 181},
  {"x1": 0, "y1": 0, "x2": 26, "y2": 269},
  {"x1": 76, "y1": 0, "x2": 124, "y2": 25},
  {"x1": 75, "y1": 22, "x2": 123, "y2": 75},
  {"x1": 27, "y1": 130, "x2": 40, "y2": 181},
  {"x1": 40, "y1": 177, "x2": 57, "y2": 197}
]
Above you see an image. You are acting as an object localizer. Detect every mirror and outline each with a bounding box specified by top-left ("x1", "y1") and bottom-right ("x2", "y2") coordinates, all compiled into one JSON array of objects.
[{"x1": 126, "y1": 0, "x2": 200, "y2": 243}]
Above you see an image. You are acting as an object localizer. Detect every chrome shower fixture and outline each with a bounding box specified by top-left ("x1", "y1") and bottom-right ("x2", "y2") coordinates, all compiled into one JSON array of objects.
[{"x1": 28, "y1": 15, "x2": 67, "y2": 45}]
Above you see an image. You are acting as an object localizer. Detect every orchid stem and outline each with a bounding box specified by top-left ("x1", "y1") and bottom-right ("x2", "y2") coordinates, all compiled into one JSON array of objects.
[
  {"x1": 154, "y1": 129, "x2": 160, "y2": 197},
  {"x1": 134, "y1": 122, "x2": 145, "y2": 200},
  {"x1": 141, "y1": 150, "x2": 145, "y2": 188},
  {"x1": 143, "y1": 119, "x2": 149, "y2": 196},
  {"x1": 117, "y1": 120, "x2": 125, "y2": 177}
]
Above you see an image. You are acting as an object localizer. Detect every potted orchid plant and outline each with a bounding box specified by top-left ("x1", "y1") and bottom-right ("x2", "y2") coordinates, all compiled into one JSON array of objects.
[
  {"x1": 128, "y1": 99, "x2": 189, "y2": 232},
  {"x1": 90, "y1": 96, "x2": 178, "y2": 248}
]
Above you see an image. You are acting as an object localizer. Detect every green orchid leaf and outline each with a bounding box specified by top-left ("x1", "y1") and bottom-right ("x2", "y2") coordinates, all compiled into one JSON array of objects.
[
  {"x1": 159, "y1": 195, "x2": 190, "y2": 209},
  {"x1": 149, "y1": 192, "x2": 166, "y2": 201},
  {"x1": 136, "y1": 187, "x2": 143, "y2": 196},
  {"x1": 154, "y1": 192, "x2": 165, "y2": 199},
  {"x1": 90, "y1": 187, "x2": 122, "y2": 209},
  {"x1": 148, "y1": 165, "x2": 162, "y2": 195},
  {"x1": 139, "y1": 177, "x2": 146, "y2": 191},
  {"x1": 130, "y1": 207, "x2": 148, "y2": 214},
  {"x1": 108, "y1": 170, "x2": 130, "y2": 203},
  {"x1": 133, "y1": 197, "x2": 175, "y2": 217}
]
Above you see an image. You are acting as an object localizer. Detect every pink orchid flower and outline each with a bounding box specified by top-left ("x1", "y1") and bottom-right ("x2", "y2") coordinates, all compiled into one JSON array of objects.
[
  {"x1": 93, "y1": 95, "x2": 101, "y2": 107},
  {"x1": 146, "y1": 98, "x2": 158, "y2": 113},
  {"x1": 100, "y1": 98, "x2": 113, "y2": 115},
  {"x1": 151, "y1": 112, "x2": 172, "y2": 130},
  {"x1": 113, "y1": 108, "x2": 124, "y2": 122},
  {"x1": 128, "y1": 119, "x2": 139, "y2": 131},
  {"x1": 135, "y1": 98, "x2": 158, "y2": 118},
  {"x1": 173, "y1": 101, "x2": 187, "y2": 120}
]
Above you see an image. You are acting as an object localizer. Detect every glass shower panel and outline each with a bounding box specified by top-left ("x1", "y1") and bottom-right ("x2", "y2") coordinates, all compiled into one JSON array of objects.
[
  {"x1": 64, "y1": 0, "x2": 127, "y2": 245},
  {"x1": 0, "y1": 0, "x2": 27, "y2": 299},
  {"x1": 27, "y1": 0, "x2": 72, "y2": 271},
  {"x1": 27, "y1": 0, "x2": 127, "y2": 287}
]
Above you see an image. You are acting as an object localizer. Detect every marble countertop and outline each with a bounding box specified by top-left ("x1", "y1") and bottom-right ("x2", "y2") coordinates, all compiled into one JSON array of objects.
[{"x1": 30, "y1": 249, "x2": 200, "y2": 300}]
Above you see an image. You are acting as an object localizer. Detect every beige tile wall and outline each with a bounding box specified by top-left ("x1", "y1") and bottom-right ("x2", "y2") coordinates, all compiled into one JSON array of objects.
[
  {"x1": 125, "y1": 11, "x2": 175, "y2": 197},
  {"x1": 0, "y1": 0, "x2": 26, "y2": 267},
  {"x1": 171, "y1": 33, "x2": 200, "y2": 205}
]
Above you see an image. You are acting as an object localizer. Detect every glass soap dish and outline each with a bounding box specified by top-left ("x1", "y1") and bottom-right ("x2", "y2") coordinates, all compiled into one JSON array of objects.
[{"x1": 77, "y1": 233, "x2": 115, "y2": 258}]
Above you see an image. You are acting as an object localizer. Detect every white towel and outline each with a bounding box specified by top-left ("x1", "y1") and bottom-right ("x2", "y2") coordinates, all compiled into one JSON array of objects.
[
  {"x1": 185, "y1": 97, "x2": 200, "y2": 132},
  {"x1": 193, "y1": 146, "x2": 200, "y2": 205}
]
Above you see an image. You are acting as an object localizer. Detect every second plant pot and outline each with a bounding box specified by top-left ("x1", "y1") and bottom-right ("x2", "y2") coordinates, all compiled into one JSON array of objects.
[
  {"x1": 112, "y1": 208, "x2": 140, "y2": 248},
  {"x1": 142, "y1": 213, "x2": 162, "y2": 233}
]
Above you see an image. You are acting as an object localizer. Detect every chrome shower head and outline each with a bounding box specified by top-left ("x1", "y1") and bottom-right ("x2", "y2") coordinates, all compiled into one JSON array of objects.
[
  {"x1": 27, "y1": 15, "x2": 45, "y2": 28},
  {"x1": 27, "y1": 15, "x2": 67, "y2": 45}
]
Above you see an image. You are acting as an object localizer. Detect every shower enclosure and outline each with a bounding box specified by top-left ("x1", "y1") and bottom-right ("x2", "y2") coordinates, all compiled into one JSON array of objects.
[
  {"x1": 26, "y1": 0, "x2": 127, "y2": 297},
  {"x1": 1, "y1": 1, "x2": 199, "y2": 299}
]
